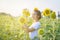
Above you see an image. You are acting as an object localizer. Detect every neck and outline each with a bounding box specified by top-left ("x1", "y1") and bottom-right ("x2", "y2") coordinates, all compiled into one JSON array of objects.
[{"x1": 34, "y1": 20, "x2": 39, "y2": 22}]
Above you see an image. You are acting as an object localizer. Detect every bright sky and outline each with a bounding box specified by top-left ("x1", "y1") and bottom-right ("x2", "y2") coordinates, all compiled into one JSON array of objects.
[{"x1": 0, "y1": 0, "x2": 60, "y2": 17}]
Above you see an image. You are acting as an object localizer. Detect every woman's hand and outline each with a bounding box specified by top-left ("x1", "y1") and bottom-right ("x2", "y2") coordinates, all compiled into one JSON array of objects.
[
  {"x1": 22, "y1": 24, "x2": 28, "y2": 29},
  {"x1": 22, "y1": 24, "x2": 29, "y2": 33},
  {"x1": 22, "y1": 24, "x2": 35, "y2": 32}
]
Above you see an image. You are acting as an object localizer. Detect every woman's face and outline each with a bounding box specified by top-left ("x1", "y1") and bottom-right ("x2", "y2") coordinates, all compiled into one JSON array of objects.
[{"x1": 32, "y1": 12, "x2": 38, "y2": 20}]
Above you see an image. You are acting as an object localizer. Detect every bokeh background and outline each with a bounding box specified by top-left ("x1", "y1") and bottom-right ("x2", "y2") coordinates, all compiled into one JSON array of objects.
[
  {"x1": 0, "y1": 0, "x2": 60, "y2": 17},
  {"x1": 0, "y1": 0, "x2": 60, "y2": 40}
]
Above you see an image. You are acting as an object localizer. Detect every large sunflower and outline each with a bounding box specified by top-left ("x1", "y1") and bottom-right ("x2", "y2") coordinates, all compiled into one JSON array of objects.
[
  {"x1": 43, "y1": 8, "x2": 50, "y2": 16},
  {"x1": 18, "y1": 16, "x2": 27, "y2": 25},
  {"x1": 22, "y1": 9, "x2": 30, "y2": 17}
]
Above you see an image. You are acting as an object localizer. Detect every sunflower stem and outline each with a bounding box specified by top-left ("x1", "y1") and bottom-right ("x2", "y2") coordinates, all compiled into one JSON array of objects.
[
  {"x1": 52, "y1": 19, "x2": 56, "y2": 40},
  {"x1": 40, "y1": 35, "x2": 43, "y2": 40}
]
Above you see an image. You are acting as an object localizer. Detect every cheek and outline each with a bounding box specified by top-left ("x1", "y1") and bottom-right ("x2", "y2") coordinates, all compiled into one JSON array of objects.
[
  {"x1": 32, "y1": 15, "x2": 34, "y2": 18},
  {"x1": 32, "y1": 14, "x2": 37, "y2": 19},
  {"x1": 32, "y1": 15, "x2": 35, "y2": 19}
]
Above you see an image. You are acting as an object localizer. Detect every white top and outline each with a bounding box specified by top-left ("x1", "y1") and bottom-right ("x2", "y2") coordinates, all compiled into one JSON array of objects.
[{"x1": 29, "y1": 21, "x2": 40, "y2": 39}]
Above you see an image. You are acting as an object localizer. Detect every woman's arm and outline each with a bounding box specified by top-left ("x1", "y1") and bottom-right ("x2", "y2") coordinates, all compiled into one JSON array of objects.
[
  {"x1": 26, "y1": 27, "x2": 35, "y2": 32},
  {"x1": 22, "y1": 25, "x2": 35, "y2": 32}
]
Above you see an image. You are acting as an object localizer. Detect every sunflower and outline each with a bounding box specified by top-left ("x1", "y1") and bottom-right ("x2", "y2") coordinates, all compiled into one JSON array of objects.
[
  {"x1": 50, "y1": 11, "x2": 56, "y2": 19},
  {"x1": 18, "y1": 16, "x2": 27, "y2": 25},
  {"x1": 34, "y1": 7, "x2": 38, "y2": 11},
  {"x1": 43, "y1": 8, "x2": 50, "y2": 16},
  {"x1": 22, "y1": 9, "x2": 30, "y2": 17},
  {"x1": 38, "y1": 29, "x2": 44, "y2": 35}
]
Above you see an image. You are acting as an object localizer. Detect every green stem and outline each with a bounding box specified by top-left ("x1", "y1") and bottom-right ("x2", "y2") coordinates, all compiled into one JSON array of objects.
[
  {"x1": 40, "y1": 35, "x2": 43, "y2": 40},
  {"x1": 45, "y1": 17, "x2": 47, "y2": 31},
  {"x1": 53, "y1": 35, "x2": 55, "y2": 40},
  {"x1": 52, "y1": 19, "x2": 55, "y2": 40},
  {"x1": 50, "y1": 38, "x2": 52, "y2": 40}
]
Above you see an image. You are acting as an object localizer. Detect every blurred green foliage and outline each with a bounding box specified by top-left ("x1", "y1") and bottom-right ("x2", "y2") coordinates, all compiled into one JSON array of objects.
[{"x1": 0, "y1": 13, "x2": 60, "y2": 40}]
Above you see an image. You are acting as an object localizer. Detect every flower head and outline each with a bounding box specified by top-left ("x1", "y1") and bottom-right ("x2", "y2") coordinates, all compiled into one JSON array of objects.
[
  {"x1": 18, "y1": 16, "x2": 27, "y2": 25},
  {"x1": 43, "y1": 8, "x2": 50, "y2": 16},
  {"x1": 34, "y1": 8, "x2": 39, "y2": 11},
  {"x1": 22, "y1": 9, "x2": 30, "y2": 17}
]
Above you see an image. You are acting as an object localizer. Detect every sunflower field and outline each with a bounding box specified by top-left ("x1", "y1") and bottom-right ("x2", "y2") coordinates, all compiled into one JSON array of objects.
[{"x1": 0, "y1": 8, "x2": 60, "y2": 40}]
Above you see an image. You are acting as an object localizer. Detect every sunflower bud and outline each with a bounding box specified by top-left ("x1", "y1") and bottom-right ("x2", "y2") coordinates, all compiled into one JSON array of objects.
[{"x1": 50, "y1": 11, "x2": 56, "y2": 19}]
